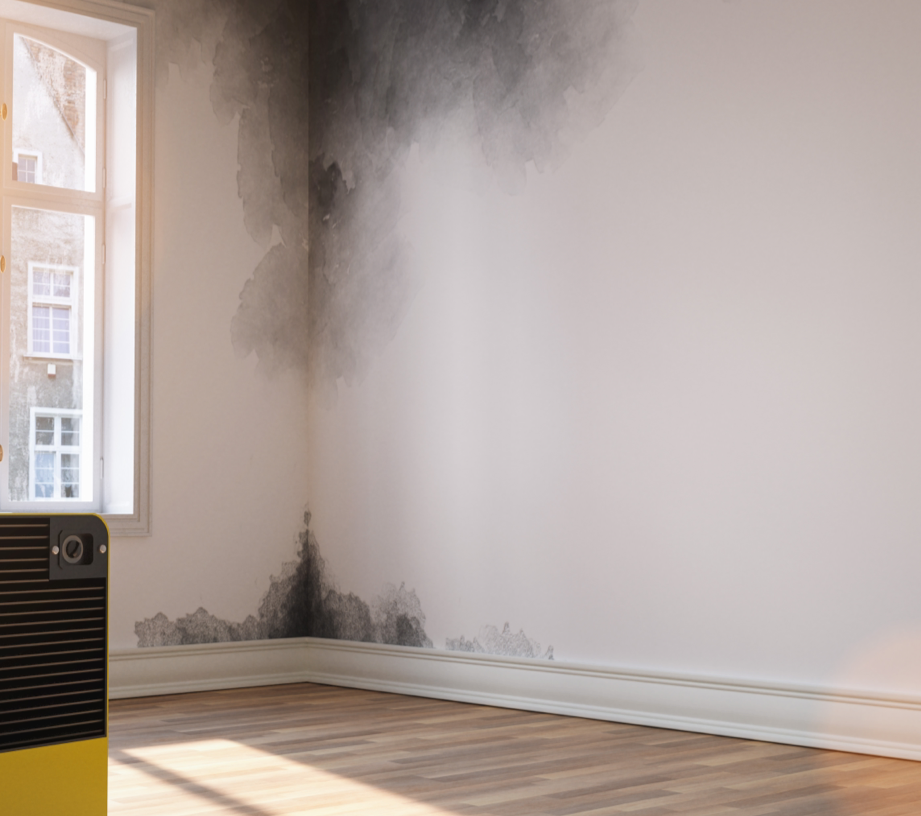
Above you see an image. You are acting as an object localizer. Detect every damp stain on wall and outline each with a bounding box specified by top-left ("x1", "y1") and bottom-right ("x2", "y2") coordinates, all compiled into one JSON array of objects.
[
  {"x1": 305, "y1": 0, "x2": 642, "y2": 392},
  {"x1": 447, "y1": 623, "x2": 554, "y2": 660},
  {"x1": 125, "y1": 0, "x2": 313, "y2": 376},
  {"x1": 126, "y1": 0, "x2": 640, "y2": 650},
  {"x1": 127, "y1": 0, "x2": 641, "y2": 394},
  {"x1": 134, "y1": 512, "x2": 433, "y2": 648}
]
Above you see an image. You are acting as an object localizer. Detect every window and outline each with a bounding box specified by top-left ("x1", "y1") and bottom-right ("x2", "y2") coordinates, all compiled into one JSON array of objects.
[
  {"x1": 13, "y1": 150, "x2": 40, "y2": 184},
  {"x1": 0, "y1": 1, "x2": 152, "y2": 532},
  {"x1": 2, "y1": 25, "x2": 101, "y2": 510},
  {"x1": 28, "y1": 263, "x2": 77, "y2": 356},
  {"x1": 30, "y1": 409, "x2": 82, "y2": 499}
]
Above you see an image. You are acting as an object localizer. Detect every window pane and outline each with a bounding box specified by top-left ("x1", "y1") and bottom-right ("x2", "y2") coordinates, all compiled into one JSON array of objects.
[
  {"x1": 12, "y1": 34, "x2": 96, "y2": 192},
  {"x1": 51, "y1": 307, "x2": 70, "y2": 354},
  {"x1": 32, "y1": 305, "x2": 51, "y2": 353},
  {"x1": 52, "y1": 271, "x2": 71, "y2": 299},
  {"x1": 9, "y1": 206, "x2": 95, "y2": 503},
  {"x1": 34, "y1": 451, "x2": 54, "y2": 498},
  {"x1": 18, "y1": 155, "x2": 36, "y2": 183},
  {"x1": 61, "y1": 453, "x2": 79, "y2": 498},
  {"x1": 32, "y1": 268, "x2": 51, "y2": 297},
  {"x1": 61, "y1": 416, "x2": 80, "y2": 447},
  {"x1": 35, "y1": 416, "x2": 54, "y2": 446}
]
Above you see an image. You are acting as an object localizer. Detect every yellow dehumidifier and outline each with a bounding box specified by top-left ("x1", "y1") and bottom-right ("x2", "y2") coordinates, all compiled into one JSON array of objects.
[{"x1": 0, "y1": 515, "x2": 109, "y2": 816}]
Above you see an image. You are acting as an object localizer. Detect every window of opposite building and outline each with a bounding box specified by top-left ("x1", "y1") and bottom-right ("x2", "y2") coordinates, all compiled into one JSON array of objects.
[
  {"x1": 28, "y1": 262, "x2": 77, "y2": 356},
  {"x1": 30, "y1": 408, "x2": 82, "y2": 499},
  {"x1": 13, "y1": 148, "x2": 39, "y2": 183},
  {"x1": 0, "y1": 1, "x2": 153, "y2": 532}
]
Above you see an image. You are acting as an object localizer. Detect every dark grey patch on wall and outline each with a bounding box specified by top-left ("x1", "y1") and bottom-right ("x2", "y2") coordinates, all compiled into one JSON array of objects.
[
  {"x1": 134, "y1": 512, "x2": 433, "y2": 648},
  {"x1": 446, "y1": 622, "x2": 553, "y2": 659},
  {"x1": 133, "y1": 609, "x2": 264, "y2": 647},
  {"x1": 124, "y1": 0, "x2": 316, "y2": 375},
  {"x1": 303, "y1": 0, "x2": 642, "y2": 391},
  {"x1": 128, "y1": 0, "x2": 640, "y2": 393}
]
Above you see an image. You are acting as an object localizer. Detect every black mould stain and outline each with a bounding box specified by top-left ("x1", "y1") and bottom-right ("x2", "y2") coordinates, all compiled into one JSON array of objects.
[
  {"x1": 135, "y1": 511, "x2": 433, "y2": 648},
  {"x1": 446, "y1": 623, "x2": 553, "y2": 660},
  {"x1": 303, "y1": 0, "x2": 641, "y2": 393},
  {"x1": 127, "y1": 0, "x2": 640, "y2": 394}
]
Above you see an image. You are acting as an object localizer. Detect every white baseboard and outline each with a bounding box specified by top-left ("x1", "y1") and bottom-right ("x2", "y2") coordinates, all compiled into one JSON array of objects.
[
  {"x1": 109, "y1": 637, "x2": 921, "y2": 762},
  {"x1": 109, "y1": 638, "x2": 312, "y2": 699}
]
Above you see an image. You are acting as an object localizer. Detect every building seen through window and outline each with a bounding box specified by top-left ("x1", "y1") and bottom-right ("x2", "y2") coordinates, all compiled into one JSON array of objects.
[
  {"x1": 0, "y1": 4, "x2": 147, "y2": 524},
  {"x1": 4, "y1": 28, "x2": 97, "y2": 506}
]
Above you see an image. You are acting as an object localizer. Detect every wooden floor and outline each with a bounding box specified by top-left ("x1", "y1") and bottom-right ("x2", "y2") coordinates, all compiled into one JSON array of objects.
[{"x1": 108, "y1": 683, "x2": 921, "y2": 815}]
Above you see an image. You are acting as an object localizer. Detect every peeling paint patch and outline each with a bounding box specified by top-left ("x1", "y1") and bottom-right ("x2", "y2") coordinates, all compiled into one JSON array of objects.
[
  {"x1": 135, "y1": 512, "x2": 432, "y2": 648},
  {"x1": 446, "y1": 623, "x2": 554, "y2": 660}
]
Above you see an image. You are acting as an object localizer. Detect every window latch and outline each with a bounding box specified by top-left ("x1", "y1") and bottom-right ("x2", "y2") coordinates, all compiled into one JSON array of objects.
[{"x1": 0, "y1": 255, "x2": 5, "y2": 273}]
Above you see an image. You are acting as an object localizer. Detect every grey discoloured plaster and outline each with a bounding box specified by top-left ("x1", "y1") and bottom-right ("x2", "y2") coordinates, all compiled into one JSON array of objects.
[
  {"x1": 125, "y1": 0, "x2": 313, "y2": 374},
  {"x1": 127, "y1": 0, "x2": 640, "y2": 649},
  {"x1": 128, "y1": 0, "x2": 640, "y2": 392},
  {"x1": 132, "y1": 609, "x2": 264, "y2": 647},
  {"x1": 304, "y1": 0, "x2": 641, "y2": 391},
  {"x1": 135, "y1": 512, "x2": 433, "y2": 648},
  {"x1": 446, "y1": 623, "x2": 554, "y2": 659}
]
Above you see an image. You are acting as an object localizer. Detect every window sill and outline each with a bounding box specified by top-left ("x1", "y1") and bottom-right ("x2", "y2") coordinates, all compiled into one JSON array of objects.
[
  {"x1": 103, "y1": 512, "x2": 150, "y2": 537},
  {"x1": 23, "y1": 354, "x2": 81, "y2": 363}
]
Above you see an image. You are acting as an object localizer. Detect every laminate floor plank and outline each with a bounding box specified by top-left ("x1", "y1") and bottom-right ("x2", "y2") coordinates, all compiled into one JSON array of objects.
[{"x1": 108, "y1": 683, "x2": 921, "y2": 815}]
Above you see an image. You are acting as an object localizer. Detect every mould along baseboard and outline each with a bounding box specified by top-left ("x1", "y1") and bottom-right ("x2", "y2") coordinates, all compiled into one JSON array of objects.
[{"x1": 108, "y1": 638, "x2": 921, "y2": 762}]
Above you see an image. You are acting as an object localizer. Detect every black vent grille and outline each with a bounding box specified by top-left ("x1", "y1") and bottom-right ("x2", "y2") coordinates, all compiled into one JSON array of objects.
[{"x1": 0, "y1": 518, "x2": 107, "y2": 753}]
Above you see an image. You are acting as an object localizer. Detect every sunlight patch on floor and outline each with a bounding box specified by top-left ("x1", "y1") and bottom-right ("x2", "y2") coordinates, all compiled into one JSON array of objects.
[{"x1": 109, "y1": 738, "x2": 453, "y2": 816}]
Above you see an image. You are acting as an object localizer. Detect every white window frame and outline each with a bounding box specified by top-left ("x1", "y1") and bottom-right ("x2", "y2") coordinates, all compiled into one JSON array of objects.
[
  {"x1": 27, "y1": 261, "x2": 79, "y2": 358},
  {"x1": 0, "y1": 0, "x2": 152, "y2": 535},
  {"x1": 29, "y1": 406, "x2": 85, "y2": 501},
  {"x1": 12, "y1": 148, "x2": 41, "y2": 184}
]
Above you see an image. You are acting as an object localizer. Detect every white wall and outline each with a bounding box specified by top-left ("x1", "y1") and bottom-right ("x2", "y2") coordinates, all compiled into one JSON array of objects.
[
  {"x1": 106, "y1": 0, "x2": 921, "y2": 712},
  {"x1": 108, "y1": 54, "x2": 311, "y2": 649},
  {"x1": 304, "y1": 0, "x2": 921, "y2": 696}
]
